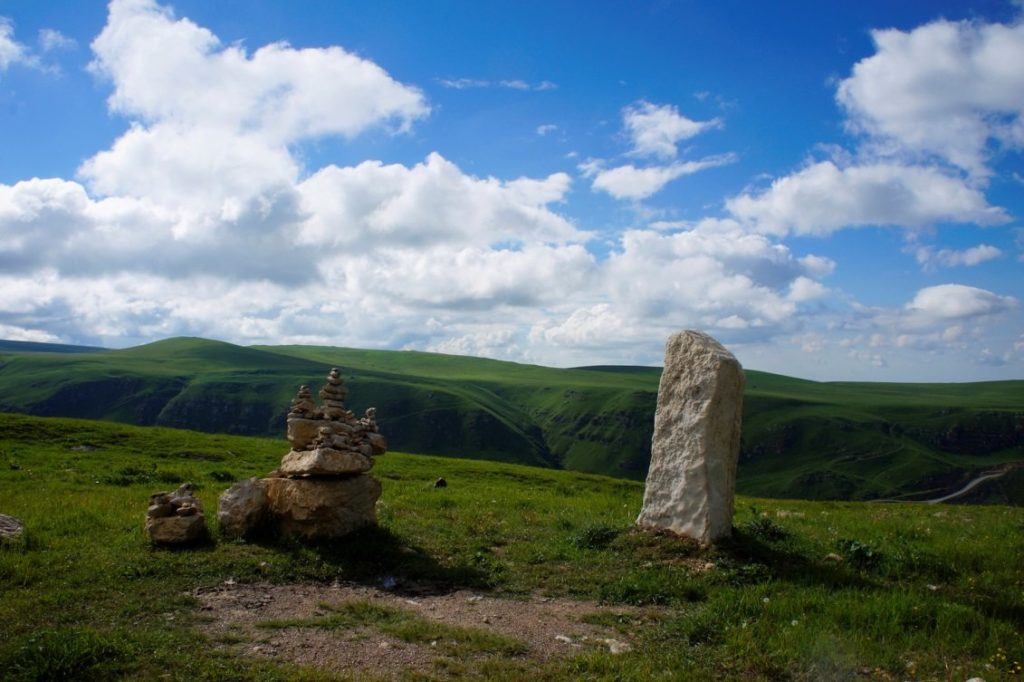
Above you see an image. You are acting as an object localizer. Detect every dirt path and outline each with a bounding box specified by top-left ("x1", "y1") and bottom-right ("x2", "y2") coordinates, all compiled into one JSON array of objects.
[{"x1": 194, "y1": 582, "x2": 658, "y2": 678}]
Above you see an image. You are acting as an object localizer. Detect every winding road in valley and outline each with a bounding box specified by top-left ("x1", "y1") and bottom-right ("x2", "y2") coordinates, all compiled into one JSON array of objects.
[{"x1": 924, "y1": 468, "x2": 1015, "y2": 504}]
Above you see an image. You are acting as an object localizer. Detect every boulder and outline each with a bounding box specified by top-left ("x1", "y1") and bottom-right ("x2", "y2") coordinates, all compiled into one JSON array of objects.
[
  {"x1": 264, "y1": 475, "x2": 381, "y2": 540},
  {"x1": 0, "y1": 514, "x2": 25, "y2": 542},
  {"x1": 145, "y1": 514, "x2": 207, "y2": 545},
  {"x1": 218, "y1": 477, "x2": 269, "y2": 539},
  {"x1": 637, "y1": 331, "x2": 745, "y2": 543},
  {"x1": 279, "y1": 447, "x2": 373, "y2": 477}
]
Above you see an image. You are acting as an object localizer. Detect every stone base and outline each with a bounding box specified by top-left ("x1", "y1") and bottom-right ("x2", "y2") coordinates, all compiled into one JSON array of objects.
[
  {"x1": 145, "y1": 513, "x2": 207, "y2": 545},
  {"x1": 263, "y1": 475, "x2": 381, "y2": 540},
  {"x1": 279, "y1": 447, "x2": 373, "y2": 477}
]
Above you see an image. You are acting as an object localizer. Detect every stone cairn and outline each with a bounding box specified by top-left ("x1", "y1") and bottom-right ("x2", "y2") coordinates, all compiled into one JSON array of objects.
[
  {"x1": 636, "y1": 331, "x2": 745, "y2": 544},
  {"x1": 145, "y1": 482, "x2": 207, "y2": 545},
  {"x1": 219, "y1": 368, "x2": 387, "y2": 541}
]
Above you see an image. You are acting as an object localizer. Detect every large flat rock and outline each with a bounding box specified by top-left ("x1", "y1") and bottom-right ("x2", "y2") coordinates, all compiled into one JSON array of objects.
[
  {"x1": 637, "y1": 330, "x2": 745, "y2": 543},
  {"x1": 264, "y1": 475, "x2": 381, "y2": 540},
  {"x1": 279, "y1": 447, "x2": 373, "y2": 477}
]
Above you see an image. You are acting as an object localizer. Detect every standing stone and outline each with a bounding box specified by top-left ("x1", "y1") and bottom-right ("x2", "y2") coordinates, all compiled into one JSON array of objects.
[{"x1": 637, "y1": 331, "x2": 745, "y2": 543}]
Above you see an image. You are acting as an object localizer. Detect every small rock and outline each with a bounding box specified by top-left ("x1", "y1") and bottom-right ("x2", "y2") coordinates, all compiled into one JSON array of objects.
[
  {"x1": 823, "y1": 553, "x2": 844, "y2": 563},
  {"x1": 555, "y1": 634, "x2": 573, "y2": 644},
  {"x1": 605, "y1": 638, "x2": 632, "y2": 655},
  {"x1": 434, "y1": 477, "x2": 447, "y2": 488},
  {"x1": 0, "y1": 514, "x2": 25, "y2": 542}
]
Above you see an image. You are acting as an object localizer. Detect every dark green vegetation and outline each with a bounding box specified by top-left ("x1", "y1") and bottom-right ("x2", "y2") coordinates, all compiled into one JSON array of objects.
[
  {"x1": 1, "y1": 414, "x2": 1022, "y2": 680},
  {"x1": 0, "y1": 336, "x2": 1021, "y2": 503}
]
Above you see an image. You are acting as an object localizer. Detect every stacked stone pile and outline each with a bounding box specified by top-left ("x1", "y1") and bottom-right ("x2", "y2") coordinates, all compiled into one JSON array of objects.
[
  {"x1": 145, "y1": 482, "x2": 207, "y2": 545},
  {"x1": 219, "y1": 368, "x2": 387, "y2": 540}
]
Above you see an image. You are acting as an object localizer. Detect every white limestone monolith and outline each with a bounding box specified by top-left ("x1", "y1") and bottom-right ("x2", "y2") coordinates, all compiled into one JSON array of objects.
[{"x1": 637, "y1": 331, "x2": 745, "y2": 543}]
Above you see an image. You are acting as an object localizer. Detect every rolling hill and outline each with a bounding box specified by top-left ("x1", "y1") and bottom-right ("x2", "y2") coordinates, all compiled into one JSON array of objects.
[{"x1": 0, "y1": 336, "x2": 1021, "y2": 503}]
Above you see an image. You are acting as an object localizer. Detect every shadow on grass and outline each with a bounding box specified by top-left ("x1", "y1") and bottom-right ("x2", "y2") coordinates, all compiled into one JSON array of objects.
[
  {"x1": 714, "y1": 526, "x2": 874, "y2": 591},
  {"x1": 253, "y1": 524, "x2": 494, "y2": 596}
]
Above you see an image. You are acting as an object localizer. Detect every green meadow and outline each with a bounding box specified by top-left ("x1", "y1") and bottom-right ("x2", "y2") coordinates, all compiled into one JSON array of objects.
[
  {"x1": 1, "y1": 413, "x2": 1022, "y2": 680},
  {"x1": 0, "y1": 337, "x2": 1022, "y2": 504}
]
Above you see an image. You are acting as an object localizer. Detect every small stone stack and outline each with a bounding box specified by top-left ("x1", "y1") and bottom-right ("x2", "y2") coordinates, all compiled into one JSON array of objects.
[
  {"x1": 219, "y1": 368, "x2": 387, "y2": 541},
  {"x1": 145, "y1": 483, "x2": 207, "y2": 545}
]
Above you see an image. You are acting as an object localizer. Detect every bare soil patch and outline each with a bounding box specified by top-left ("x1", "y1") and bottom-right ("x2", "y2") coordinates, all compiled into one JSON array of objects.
[{"x1": 194, "y1": 581, "x2": 657, "y2": 678}]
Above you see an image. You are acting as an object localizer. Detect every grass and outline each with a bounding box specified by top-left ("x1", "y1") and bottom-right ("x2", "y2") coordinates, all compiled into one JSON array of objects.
[
  {"x1": 1, "y1": 336, "x2": 1022, "y2": 503},
  {"x1": 1, "y1": 412, "x2": 1022, "y2": 680}
]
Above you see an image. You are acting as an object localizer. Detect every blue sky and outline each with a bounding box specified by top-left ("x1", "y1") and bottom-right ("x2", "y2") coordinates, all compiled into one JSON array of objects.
[{"x1": 0, "y1": 0, "x2": 1021, "y2": 380}]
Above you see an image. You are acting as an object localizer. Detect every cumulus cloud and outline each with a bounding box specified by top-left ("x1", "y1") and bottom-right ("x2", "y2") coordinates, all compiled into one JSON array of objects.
[
  {"x1": 914, "y1": 244, "x2": 1002, "y2": 270},
  {"x1": 837, "y1": 18, "x2": 1024, "y2": 176},
  {"x1": 298, "y1": 154, "x2": 580, "y2": 249},
  {"x1": 586, "y1": 154, "x2": 736, "y2": 200},
  {"x1": 623, "y1": 101, "x2": 722, "y2": 158},
  {"x1": 526, "y1": 219, "x2": 838, "y2": 360},
  {"x1": 83, "y1": 0, "x2": 428, "y2": 212},
  {"x1": 727, "y1": 161, "x2": 1009, "y2": 236},
  {"x1": 905, "y1": 284, "x2": 1017, "y2": 323}
]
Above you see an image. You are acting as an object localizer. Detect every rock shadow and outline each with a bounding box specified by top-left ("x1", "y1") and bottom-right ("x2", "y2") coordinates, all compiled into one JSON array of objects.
[{"x1": 256, "y1": 524, "x2": 493, "y2": 596}]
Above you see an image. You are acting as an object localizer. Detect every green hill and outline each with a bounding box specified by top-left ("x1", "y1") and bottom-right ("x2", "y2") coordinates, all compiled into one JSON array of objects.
[
  {"x1": 0, "y1": 336, "x2": 1021, "y2": 504},
  {"x1": 0, "y1": 413, "x2": 1021, "y2": 680}
]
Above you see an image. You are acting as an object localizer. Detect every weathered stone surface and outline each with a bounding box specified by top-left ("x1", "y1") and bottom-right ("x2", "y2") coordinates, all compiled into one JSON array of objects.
[
  {"x1": 0, "y1": 514, "x2": 25, "y2": 541},
  {"x1": 279, "y1": 447, "x2": 373, "y2": 477},
  {"x1": 146, "y1": 482, "x2": 207, "y2": 545},
  {"x1": 218, "y1": 477, "x2": 268, "y2": 539},
  {"x1": 264, "y1": 476, "x2": 381, "y2": 539},
  {"x1": 637, "y1": 331, "x2": 745, "y2": 543},
  {"x1": 286, "y1": 417, "x2": 322, "y2": 450},
  {"x1": 145, "y1": 513, "x2": 207, "y2": 545}
]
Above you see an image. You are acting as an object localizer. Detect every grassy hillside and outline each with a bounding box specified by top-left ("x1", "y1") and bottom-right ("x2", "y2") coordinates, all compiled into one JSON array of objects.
[
  {"x1": 0, "y1": 414, "x2": 1021, "y2": 680},
  {"x1": 0, "y1": 336, "x2": 1021, "y2": 504}
]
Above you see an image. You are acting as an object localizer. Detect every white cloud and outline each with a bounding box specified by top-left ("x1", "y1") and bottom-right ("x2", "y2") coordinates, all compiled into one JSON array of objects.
[
  {"x1": 536, "y1": 124, "x2": 557, "y2": 136},
  {"x1": 0, "y1": 17, "x2": 30, "y2": 71},
  {"x1": 623, "y1": 101, "x2": 722, "y2": 158},
  {"x1": 38, "y1": 28, "x2": 76, "y2": 52},
  {"x1": 82, "y1": 0, "x2": 427, "y2": 214},
  {"x1": 90, "y1": 0, "x2": 428, "y2": 141},
  {"x1": 915, "y1": 244, "x2": 1002, "y2": 270},
  {"x1": 438, "y1": 77, "x2": 557, "y2": 91},
  {"x1": 906, "y1": 284, "x2": 1017, "y2": 323},
  {"x1": 297, "y1": 153, "x2": 580, "y2": 249},
  {"x1": 727, "y1": 161, "x2": 1009, "y2": 236},
  {"x1": 0, "y1": 323, "x2": 59, "y2": 343},
  {"x1": 438, "y1": 77, "x2": 489, "y2": 89},
  {"x1": 587, "y1": 154, "x2": 736, "y2": 200},
  {"x1": 837, "y1": 18, "x2": 1024, "y2": 176}
]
